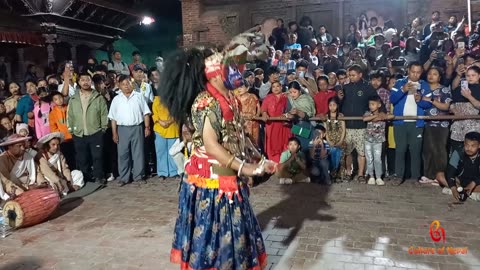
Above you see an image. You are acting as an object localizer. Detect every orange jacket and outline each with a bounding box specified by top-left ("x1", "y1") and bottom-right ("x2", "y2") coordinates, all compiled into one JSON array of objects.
[{"x1": 49, "y1": 105, "x2": 72, "y2": 141}]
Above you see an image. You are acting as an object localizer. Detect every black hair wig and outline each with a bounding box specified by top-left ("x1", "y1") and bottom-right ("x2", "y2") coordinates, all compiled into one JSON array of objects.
[{"x1": 157, "y1": 47, "x2": 212, "y2": 125}]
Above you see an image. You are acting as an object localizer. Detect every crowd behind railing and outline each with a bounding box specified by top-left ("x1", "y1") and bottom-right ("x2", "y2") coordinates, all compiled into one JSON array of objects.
[
  {"x1": 230, "y1": 11, "x2": 480, "y2": 201},
  {"x1": 0, "y1": 10, "x2": 479, "y2": 203}
]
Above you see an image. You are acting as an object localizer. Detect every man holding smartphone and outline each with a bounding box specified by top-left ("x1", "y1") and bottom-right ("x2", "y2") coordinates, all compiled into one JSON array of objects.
[
  {"x1": 390, "y1": 62, "x2": 433, "y2": 185},
  {"x1": 59, "y1": 61, "x2": 77, "y2": 98},
  {"x1": 295, "y1": 60, "x2": 318, "y2": 95}
]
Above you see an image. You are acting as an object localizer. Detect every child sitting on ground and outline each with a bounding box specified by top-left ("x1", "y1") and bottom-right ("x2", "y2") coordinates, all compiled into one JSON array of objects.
[
  {"x1": 277, "y1": 137, "x2": 310, "y2": 184},
  {"x1": 310, "y1": 125, "x2": 331, "y2": 185},
  {"x1": 445, "y1": 131, "x2": 480, "y2": 202}
]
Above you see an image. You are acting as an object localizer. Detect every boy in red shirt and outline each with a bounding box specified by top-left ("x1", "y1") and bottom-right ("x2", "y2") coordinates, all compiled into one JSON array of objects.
[{"x1": 313, "y1": 75, "x2": 336, "y2": 117}]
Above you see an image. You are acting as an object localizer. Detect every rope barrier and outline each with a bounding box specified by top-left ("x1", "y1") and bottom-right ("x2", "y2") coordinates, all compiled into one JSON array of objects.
[{"x1": 249, "y1": 115, "x2": 480, "y2": 121}]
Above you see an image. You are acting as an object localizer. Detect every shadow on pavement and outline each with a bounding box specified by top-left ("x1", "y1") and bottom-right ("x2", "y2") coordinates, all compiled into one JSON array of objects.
[
  {"x1": 0, "y1": 257, "x2": 42, "y2": 270},
  {"x1": 49, "y1": 197, "x2": 84, "y2": 220},
  {"x1": 256, "y1": 182, "x2": 335, "y2": 246},
  {"x1": 49, "y1": 181, "x2": 105, "y2": 220}
]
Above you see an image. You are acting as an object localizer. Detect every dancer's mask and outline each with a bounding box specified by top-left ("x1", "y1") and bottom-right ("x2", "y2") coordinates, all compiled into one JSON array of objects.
[{"x1": 204, "y1": 53, "x2": 243, "y2": 90}]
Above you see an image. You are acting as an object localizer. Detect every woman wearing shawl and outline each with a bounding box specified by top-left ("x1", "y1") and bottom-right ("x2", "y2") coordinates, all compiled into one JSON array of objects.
[
  {"x1": 158, "y1": 33, "x2": 275, "y2": 269},
  {"x1": 286, "y1": 80, "x2": 316, "y2": 153}
]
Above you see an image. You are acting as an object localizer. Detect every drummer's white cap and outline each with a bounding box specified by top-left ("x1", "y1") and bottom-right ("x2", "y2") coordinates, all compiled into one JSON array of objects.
[
  {"x1": 0, "y1": 134, "x2": 31, "y2": 147},
  {"x1": 36, "y1": 132, "x2": 65, "y2": 149}
]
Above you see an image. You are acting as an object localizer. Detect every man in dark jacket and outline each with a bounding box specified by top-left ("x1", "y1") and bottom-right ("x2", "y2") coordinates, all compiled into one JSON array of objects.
[
  {"x1": 390, "y1": 62, "x2": 432, "y2": 185},
  {"x1": 420, "y1": 22, "x2": 446, "y2": 64},
  {"x1": 423, "y1": 11, "x2": 441, "y2": 40},
  {"x1": 338, "y1": 65, "x2": 377, "y2": 182},
  {"x1": 272, "y1": 19, "x2": 288, "y2": 51}
]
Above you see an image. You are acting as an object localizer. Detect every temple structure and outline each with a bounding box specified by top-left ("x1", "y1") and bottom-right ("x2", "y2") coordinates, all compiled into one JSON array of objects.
[{"x1": 0, "y1": 0, "x2": 146, "y2": 81}]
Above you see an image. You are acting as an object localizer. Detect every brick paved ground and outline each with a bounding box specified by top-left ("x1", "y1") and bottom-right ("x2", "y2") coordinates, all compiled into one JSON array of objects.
[{"x1": 0, "y1": 178, "x2": 479, "y2": 270}]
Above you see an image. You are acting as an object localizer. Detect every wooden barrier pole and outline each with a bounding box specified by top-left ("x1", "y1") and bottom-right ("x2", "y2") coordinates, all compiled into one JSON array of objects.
[{"x1": 249, "y1": 115, "x2": 480, "y2": 121}]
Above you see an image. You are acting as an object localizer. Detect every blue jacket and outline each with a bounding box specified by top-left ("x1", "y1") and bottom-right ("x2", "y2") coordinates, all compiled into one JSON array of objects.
[
  {"x1": 390, "y1": 78, "x2": 433, "y2": 127},
  {"x1": 16, "y1": 95, "x2": 34, "y2": 124}
]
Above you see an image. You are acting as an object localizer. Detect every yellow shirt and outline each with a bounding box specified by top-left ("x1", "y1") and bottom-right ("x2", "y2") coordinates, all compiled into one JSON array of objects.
[
  {"x1": 388, "y1": 104, "x2": 395, "y2": 149},
  {"x1": 152, "y1": 96, "x2": 179, "y2": 138}
]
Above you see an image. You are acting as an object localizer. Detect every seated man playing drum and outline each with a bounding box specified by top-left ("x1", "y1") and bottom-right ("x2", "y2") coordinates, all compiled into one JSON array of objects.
[
  {"x1": 35, "y1": 132, "x2": 84, "y2": 195},
  {"x1": 0, "y1": 134, "x2": 48, "y2": 201}
]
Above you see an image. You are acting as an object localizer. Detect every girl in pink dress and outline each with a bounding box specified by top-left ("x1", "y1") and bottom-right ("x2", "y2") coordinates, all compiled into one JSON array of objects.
[{"x1": 33, "y1": 87, "x2": 53, "y2": 139}]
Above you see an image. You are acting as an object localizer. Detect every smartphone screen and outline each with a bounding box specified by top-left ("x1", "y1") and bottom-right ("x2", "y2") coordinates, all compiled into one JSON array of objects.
[{"x1": 461, "y1": 80, "x2": 468, "y2": 89}]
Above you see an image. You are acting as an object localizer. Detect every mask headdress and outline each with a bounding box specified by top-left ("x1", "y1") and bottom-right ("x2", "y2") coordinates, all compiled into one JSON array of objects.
[
  {"x1": 204, "y1": 52, "x2": 236, "y2": 121},
  {"x1": 157, "y1": 47, "x2": 210, "y2": 125},
  {"x1": 157, "y1": 30, "x2": 269, "y2": 125},
  {"x1": 204, "y1": 52, "x2": 224, "y2": 81}
]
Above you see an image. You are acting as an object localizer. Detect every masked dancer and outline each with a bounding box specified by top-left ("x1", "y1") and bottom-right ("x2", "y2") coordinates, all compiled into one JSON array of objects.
[{"x1": 159, "y1": 34, "x2": 274, "y2": 269}]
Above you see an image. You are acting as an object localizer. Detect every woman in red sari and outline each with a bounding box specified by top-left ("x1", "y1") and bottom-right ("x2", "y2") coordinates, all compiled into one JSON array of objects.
[{"x1": 261, "y1": 81, "x2": 291, "y2": 163}]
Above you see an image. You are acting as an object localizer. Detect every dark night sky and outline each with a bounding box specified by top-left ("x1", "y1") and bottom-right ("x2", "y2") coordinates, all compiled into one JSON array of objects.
[
  {"x1": 138, "y1": 0, "x2": 182, "y2": 21},
  {"x1": 123, "y1": 0, "x2": 182, "y2": 56},
  {"x1": 125, "y1": 0, "x2": 182, "y2": 35}
]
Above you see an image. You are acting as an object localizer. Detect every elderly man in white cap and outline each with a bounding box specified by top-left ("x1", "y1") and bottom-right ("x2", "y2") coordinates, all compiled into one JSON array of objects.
[
  {"x1": 0, "y1": 134, "x2": 47, "y2": 201},
  {"x1": 35, "y1": 132, "x2": 84, "y2": 196}
]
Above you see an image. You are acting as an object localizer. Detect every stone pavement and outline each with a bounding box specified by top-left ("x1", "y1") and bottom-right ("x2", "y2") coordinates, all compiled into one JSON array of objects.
[{"x1": 0, "y1": 178, "x2": 479, "y2": 270}]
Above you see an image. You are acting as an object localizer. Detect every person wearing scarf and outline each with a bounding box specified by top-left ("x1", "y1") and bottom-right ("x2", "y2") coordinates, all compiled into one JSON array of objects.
[
  {"x1": 35, "y1": 132, "x2": 84, "y2": 196},
  {"x1": 0, "y1": 134, "x2": 47, "y2": 201},
  {"x1": 286, "y1": 80, "x2": 316, "y2": 152}
]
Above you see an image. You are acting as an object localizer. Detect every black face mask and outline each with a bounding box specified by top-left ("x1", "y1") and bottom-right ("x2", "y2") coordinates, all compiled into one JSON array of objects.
[
  {"x1": 48, "y1": 83, "x2": 59, "y2": 92},
  {"x1": 40, "y1": 96, "x2": 50, "y2": 102},
  {"x1": 87, "y1": 64, "x2": 96, "y2": 71}
]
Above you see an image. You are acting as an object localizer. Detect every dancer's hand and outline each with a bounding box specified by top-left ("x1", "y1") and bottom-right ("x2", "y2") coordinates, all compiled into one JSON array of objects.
[
  {"x1": 241, "y1": 163, "x2": 263, "y2": 177},
  {"x1": 263, "y1": 160, "x2": 277, "y2": 174}
]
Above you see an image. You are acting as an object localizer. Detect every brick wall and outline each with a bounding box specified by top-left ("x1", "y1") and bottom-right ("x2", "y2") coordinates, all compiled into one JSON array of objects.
[
  {"x1": 181, "y1": 0, "x2": 480, "y2": 46},
  {"x1": 428, "y1": 0, "x2": 480, "y2": 23},
  {"x1": 181, "y1": 0, "x2": 236, "y2": 47},
  {"x1": 181, "y1": 0, "x2": 201, "y2": 46}
]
